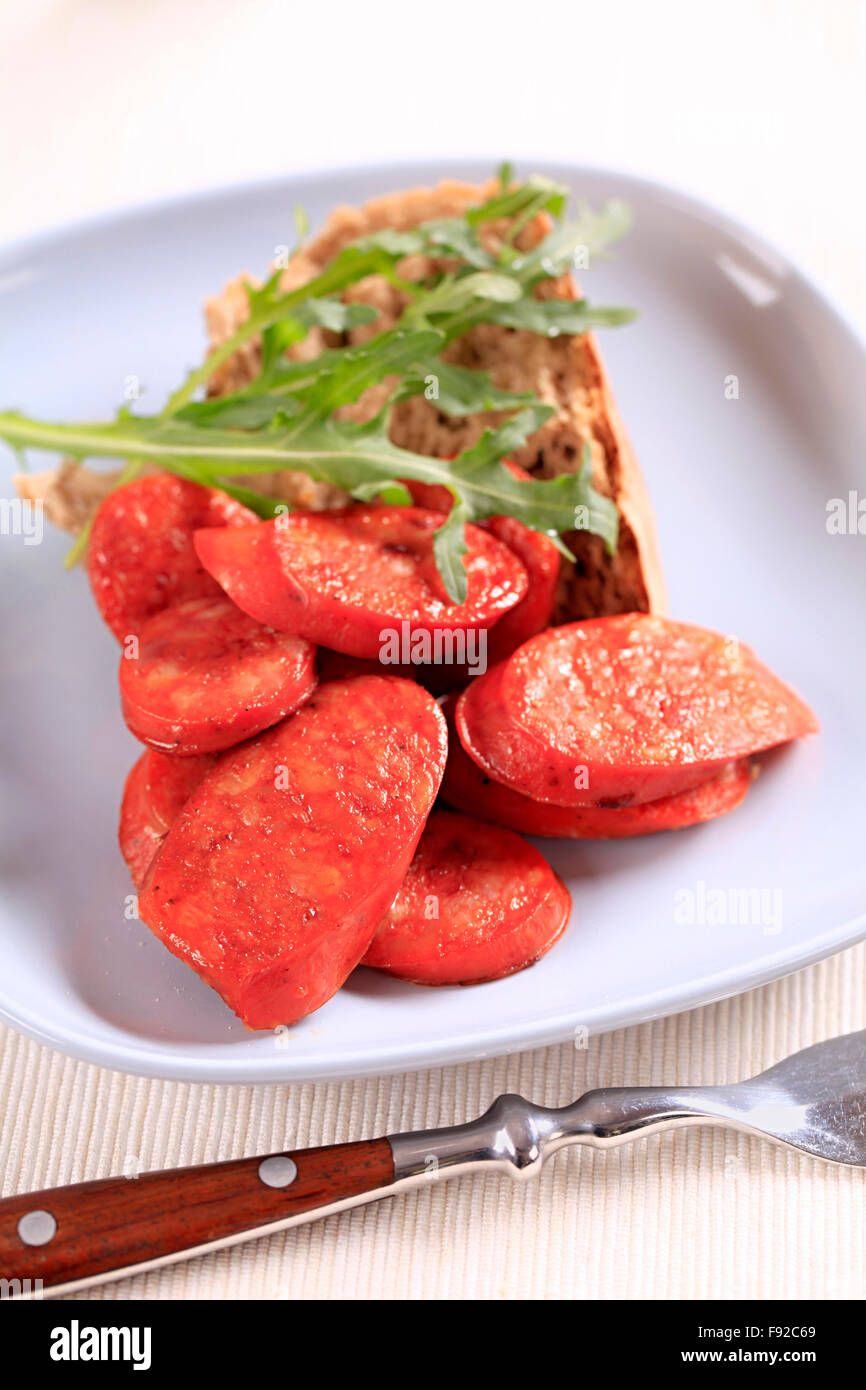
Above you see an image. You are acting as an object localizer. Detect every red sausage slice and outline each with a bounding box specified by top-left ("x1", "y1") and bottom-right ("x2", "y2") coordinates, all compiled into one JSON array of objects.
[
  {"x1": 483, "y1": 513, "x2": 559, "y2": 663},
  {"x1": 193, "y1": 504, "x2": 528, "y2": 659},
  {"x1": 400, "y1": 479, "x2": 455, "y2": 513},
  {"x1": 88, "y1": 473, "x2": 257, "y2": 641},
  {"x1": 119, "y1": 749, "x2": 216, "y2": 888},
  {"x1": 384, "y1": 514, "x2": 558, "y2": 695},
  {"x1": 405, "y1": 463, "x2": 559, "y2": 666},
  {"x1": 119, "y1": 596, "x2": 317, "y2": 755},
  {"x1": 316, "y1": 647, "x2": 418, "y2": 684},
  {"x1": 501, "y1": 615, "x2": 818, "y2": 805},
  {"x1": 456, "y1": 662, "x2": 576, "y2": 803},
  {"x1": 362, "y1": 810, "x2": 570, "y2": 985},
  {"x1": 460, "y1": 616, "x2": 818, "y2": 808},
  {"x1": 441, "y1": 696, "x2": 752, "y2": 837},
  {"x1": 361, "y1": 806, "x2": 572, "y2": 989},
  {"x1": 138, "y1": 677, "x2": 448, "y2": 1028}
]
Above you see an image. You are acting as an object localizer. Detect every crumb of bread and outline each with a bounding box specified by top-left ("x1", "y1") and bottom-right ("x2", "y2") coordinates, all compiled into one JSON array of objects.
[{"x1": 14, "y1": 460, "x2": 123, "y2": 535}]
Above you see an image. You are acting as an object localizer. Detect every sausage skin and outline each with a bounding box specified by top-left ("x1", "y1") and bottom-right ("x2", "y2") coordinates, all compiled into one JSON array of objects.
[
  {"x1": 362, "y1": 809, "x2": 570, "y2": 984},
  {"x1": 119, "y1": 596, "x2": 316, "y2": 755},
  {"x1": 119, "y1": 749, "x2": 216, "y2": 888},
  {"x1": 483, "y1": 512, "x2": 559, "y2": 663},
  {"x1": 441, "y1": 695, "x2": 752, "y2": 837},
  {"x1": 138, "y1": 677, "x2": 448, "y2": 1028},
  {"x1": 193, "y1": 504, "x2": 528, "y2": 659},
  {"x1": 459, "y1": 615, "x2": 818, "y2": 807},
  {"x1": 88, "y1": 473, "x2": 257, "y2": 641}
]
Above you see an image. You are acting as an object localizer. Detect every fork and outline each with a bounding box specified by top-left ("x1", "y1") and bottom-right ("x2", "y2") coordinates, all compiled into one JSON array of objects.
[{"x1": 1, "y1": 1029, "x2": 864, "y2": 1298}]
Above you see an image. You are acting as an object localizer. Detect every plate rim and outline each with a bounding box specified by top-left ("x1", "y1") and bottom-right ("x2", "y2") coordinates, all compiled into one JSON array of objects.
[
  {"x1": 1, "y1": 909, "x2": 865, "y2": 1083},
  {"x1": 2, "y1": 154, "x2": 864, "y2": 358},
  {"x1": 2, "y1": 157, "x2": 864, "y2": 1083}
]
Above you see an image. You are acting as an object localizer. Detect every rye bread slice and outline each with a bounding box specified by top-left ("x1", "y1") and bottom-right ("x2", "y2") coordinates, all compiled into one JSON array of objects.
[{"x1": 204, "y1": 178, "x2": 665, "y2": 621}]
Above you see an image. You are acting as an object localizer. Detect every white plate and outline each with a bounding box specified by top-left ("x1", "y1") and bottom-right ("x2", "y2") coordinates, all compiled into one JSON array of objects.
[{"x1": 1, "y1": 160, "x2": 864, "y2": 1083}]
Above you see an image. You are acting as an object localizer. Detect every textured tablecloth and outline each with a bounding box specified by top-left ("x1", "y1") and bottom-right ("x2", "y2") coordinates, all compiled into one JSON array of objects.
[{"x1": 2, "y1": 940, "x2": 864, "y2": 1300}]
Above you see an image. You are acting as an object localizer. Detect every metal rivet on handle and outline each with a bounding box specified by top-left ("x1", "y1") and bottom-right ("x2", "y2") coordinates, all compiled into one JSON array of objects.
[
  {"x1": 17, "y1": 1210, "x2": 57, "y2": 1246},
  {"x1": 258, "y1": 1156, "x2": 298, "y2": 1189}
]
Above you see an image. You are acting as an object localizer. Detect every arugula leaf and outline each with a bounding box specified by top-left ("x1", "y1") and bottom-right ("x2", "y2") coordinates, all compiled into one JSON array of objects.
[
  {"x1": 181, "y1": 353, "x2": 537, "y2": 429},
  {"x1": 467, "y1": 174, "x2": 569, "y2": 226},
  {"x1": 161, "y1": 178, "x2": 634, "y2": 417},
  {"x1": 259, "y1": 296, "x2": 378, "y2": 375},
  {"x1": 405, "y1": 270, "x2": 522, "y2": 322},
  {"x1": 297, "y1": 299, "x2": 377, "y2": 334},
  {"x1": 177, "y1": 328, "x2": 443, "y2": 430},
  {"x1": 293, "y1": 327, "x2": 444, "y2": 417},
  {"x1": 414, "y1": 219, "x2": 495, "y2": 269},
  {"x1": 0, "y1": 403, "x2": 617, "y2": 602},
  {"x1": 293, "y1": 205, "x2": 310, "y2": 247},
  {"x1": 349, "y1": 478, "x2": 413, "y2": 506},
  {"x1": 396, "y1": 362, "x2": 537, "y2": 417},
  {"x1": 432, "y1": 495, "x2": 471, "y2": 601},
  {"x1": 177, "y1": 393, "x2": 301, "y2": 430},
  {"x1": 162, "y1": 240, "x2": 417, "y2": 414},
  {"x1": 183, "y1": 344, "x2": 352, "y2": 417},
  {"x1": 351, "y1": 227, "x2": 425, "y2": 257},
  {"x1": 476, "y1": 299, "x2": 637, "y2": 335},
  {"x1": 510, "y1": 201, "x2": 634, "y2": 281}
]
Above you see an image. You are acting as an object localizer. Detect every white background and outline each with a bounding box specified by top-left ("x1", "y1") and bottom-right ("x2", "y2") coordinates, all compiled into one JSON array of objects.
[{"x1": 2, "y1": 0, "x2": 866, "y2": 325}]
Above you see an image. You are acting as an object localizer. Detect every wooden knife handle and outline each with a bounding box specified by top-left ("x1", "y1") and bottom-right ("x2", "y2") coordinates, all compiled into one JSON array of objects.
[{"x1": 0, "y1": 1138, "x2": 395, "y2": 1295}]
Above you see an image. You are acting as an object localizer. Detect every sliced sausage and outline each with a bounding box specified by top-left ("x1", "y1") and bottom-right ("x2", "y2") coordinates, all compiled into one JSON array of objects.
[
  {"x1": 483, "y1": 513, "x2": 559, "y2": 663},
  {"x1": 193, "y1": 504, "x2": 528, "y2": 659},
  {"x1": 138, "y1": 677, "x2": 448, "y2": 1028},
  {"x1": 405, "y1": 462, "x2": 558, "y2": 667},
  {"x1": 441, "y1": 695, "x2": 752, "y2": 837},
  {"x1": 88, "y1": 473, "x2": 257, "y2": 641},
  {"x1": 362, "y1": 809, "x2": 570, "y2": 985},
  {"x1": 460, "y1": 615, "x2": 818, "y2": 807},
  {"x1": 316, "y1": 647, "x2": 418, "y2": 684},
  {"x1": 456, "y1": 662, "x2": 576, "y2": 803},
  {"x1": 119, "y1": 595, "x2": 316, "y2": 755},
  {"x1": 504, "y1": 615, "x2": 819, "y2": 803},
  {"x1": 119, "y1": 749, "x2": 216, "y2": 888},
  {"x1": 399, "y1": 479, "x2": 455, "y2": 513}
]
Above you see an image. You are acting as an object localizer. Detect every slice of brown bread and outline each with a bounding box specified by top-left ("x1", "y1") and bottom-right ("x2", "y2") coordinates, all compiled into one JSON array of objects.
[
  {"x1": 203, "y1": 178, "x2": 666, "y2": 621},
  {"x1": 17, "y1": 177, "x2": 665, "y2": 621}
]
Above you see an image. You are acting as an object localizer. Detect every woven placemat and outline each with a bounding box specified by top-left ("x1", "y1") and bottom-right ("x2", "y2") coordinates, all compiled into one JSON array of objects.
[{"x1": 2, "y1": 939, "x2": 864, "y2": 1299}]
